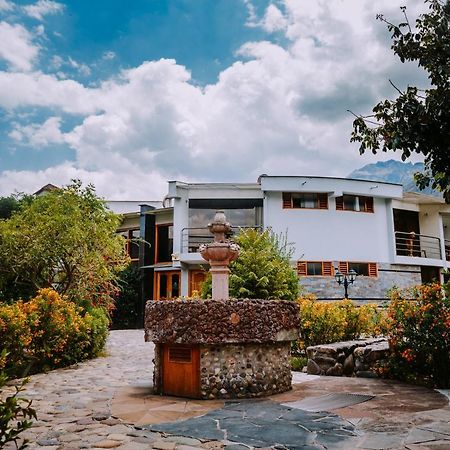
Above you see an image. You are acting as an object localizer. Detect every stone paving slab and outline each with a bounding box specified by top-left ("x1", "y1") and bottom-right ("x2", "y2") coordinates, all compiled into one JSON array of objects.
[{"x1": 2, "y1": 330, "x2": 450, "y2": 450}]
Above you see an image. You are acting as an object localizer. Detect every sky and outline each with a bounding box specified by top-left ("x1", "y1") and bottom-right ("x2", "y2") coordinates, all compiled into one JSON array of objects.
[{"x1": 0, "y1": 0, "x2": 429, "y2": 200}]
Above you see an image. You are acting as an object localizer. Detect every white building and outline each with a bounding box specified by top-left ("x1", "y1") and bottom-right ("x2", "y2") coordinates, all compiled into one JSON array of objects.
[{"x1": 138, "y1": 176, "x2": 450, "y2": 302}]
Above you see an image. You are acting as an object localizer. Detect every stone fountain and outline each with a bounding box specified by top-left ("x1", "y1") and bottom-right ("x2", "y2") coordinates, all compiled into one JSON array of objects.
[
  {"x1": 199, "y1": 210, "x2": 240, "y2": 300},
  {"x1": 145, "y1": 211, "x2": 300, "y2": 399}
]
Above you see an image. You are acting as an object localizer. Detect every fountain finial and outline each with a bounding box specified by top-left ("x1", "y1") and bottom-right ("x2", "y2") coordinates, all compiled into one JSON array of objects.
[{"x1": 200, "y1": 211, "x2": 240, "y2": 299}]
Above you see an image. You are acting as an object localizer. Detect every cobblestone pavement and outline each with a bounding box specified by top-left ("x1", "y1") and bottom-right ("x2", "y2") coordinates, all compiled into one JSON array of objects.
[{"x1": 3, "y1": 330, "x2": 450, "y2": 450}]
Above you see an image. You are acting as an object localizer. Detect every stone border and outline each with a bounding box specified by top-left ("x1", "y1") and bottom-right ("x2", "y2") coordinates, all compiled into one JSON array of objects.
[
  {"x1": 306, "y1": 338, "x2": 390, "y2": 377},
  {"x1": 144, "y1": 299, "x2": 300, "y2": 344}
]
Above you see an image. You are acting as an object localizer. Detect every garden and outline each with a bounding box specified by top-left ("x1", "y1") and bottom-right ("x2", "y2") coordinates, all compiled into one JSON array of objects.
[{"x1": 0, "y1": 187, "x2": 449, "y2": 447}]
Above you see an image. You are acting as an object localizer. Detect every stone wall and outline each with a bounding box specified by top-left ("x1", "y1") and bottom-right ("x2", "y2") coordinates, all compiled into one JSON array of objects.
[
  {"x1": 299, "y1": 263, "x2": 421, "y2": 300},
  {"x1": 200, "y1": 342, "x2": 292, "y2": 399},
  {"x1": 145, "y1": 299, "x2": 300, "y2": 344},
  {"x1": 306, "y1": 338, "x2": 390, "y2": 378}
]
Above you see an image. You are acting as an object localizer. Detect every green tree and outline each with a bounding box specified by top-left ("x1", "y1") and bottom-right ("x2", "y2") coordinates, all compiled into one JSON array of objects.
[
  {"x1": 0, "y1": 181, "x2": 128, "y2": 309},
  {"x1": 351, "y1": 1, "x2": 450, "y2": 201},
  {"x1": 202, "y1": 228, "x2": 299, "y2": 300}
]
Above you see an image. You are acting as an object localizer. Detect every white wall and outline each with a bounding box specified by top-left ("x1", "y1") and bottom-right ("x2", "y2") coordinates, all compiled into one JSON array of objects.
[{"x1": 264, "y1": 191, "x2": 392, "y2": 263}]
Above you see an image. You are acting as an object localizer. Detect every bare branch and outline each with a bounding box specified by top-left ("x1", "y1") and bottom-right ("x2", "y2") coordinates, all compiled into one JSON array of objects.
[
  {"x1": 400, "y1": 6, "x2": 412, "y2": 32},
  {"x1": 347, "y1": 110, "x2": 381, "y2": 126},
  {"x1": 389, "y1": 79, "x2": 404, "y2": 95}
]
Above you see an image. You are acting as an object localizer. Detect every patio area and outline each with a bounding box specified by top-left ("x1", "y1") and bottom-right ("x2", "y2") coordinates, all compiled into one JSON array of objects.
[{"x1": 6, "y1": 330, "x2": 450, "y2": 450}]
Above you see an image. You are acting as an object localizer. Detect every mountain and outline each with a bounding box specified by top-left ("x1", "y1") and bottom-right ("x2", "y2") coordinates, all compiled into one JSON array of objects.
[{"x1": 348, "y1": 160, "x2": 440, "y2": 197}]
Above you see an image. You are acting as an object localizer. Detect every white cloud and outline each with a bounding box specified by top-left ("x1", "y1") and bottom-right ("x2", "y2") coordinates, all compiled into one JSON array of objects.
[
  {"x1": 23, "y1": 0, "x2": 64, "y2": 21},
  {"x1": 260, "y1": 4, "x2": 288, "y2": 33},
  {"x1": 9, "y1": 116, "x2": 64, "y2": 146},
  {"x1": 0, "y1": 0, "x2": 429, "y2": 199},
  {"x1": 68, "y1": 57, "x2": 91, "y2": 76},
  {"x1": 0, "y1": 0, "x2": 13, "y2": 11},
  {"x1": 0, "y1": 21, "x2": 39, "y2": 71}
]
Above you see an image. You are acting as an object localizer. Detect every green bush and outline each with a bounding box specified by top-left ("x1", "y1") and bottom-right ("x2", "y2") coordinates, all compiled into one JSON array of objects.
[
  {"x1": 0, "y1": 289, "x2": 109, "y2": 379},
  {"x1": 381, "y1": 283, "x2": 450, "y2": 388},
  {"x1": 111, "y1": 264, "x2": 141, "y2": 329},
  {"x1": 0, "y1": 372, "x2": 36, "y2": 450},
  {"x1": 290, "y1": 356, "x2": 307, "y2": 372},
  {"x1": 297, "y1": 297, "x2": 384, "y2": 350},
  {"x1": 202, "y1": 228, "x2": 299, "y2": 300}
]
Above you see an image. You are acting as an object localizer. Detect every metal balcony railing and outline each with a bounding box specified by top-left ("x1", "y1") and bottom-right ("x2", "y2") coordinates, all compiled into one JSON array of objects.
[
  {"x1": 445, "y1": 239, "x2": 450, "y2": 261},
  {"x1": 395, "y1": 231, "x2": 442, "y2": 259},
  {"x1": 181, "y1": 226, "x2": 260, "y2": 254}
]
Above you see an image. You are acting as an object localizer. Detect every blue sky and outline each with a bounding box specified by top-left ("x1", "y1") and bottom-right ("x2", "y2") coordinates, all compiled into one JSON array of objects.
[{"x1": 0, "y1": 0, "x2": 427, "y2": 198}]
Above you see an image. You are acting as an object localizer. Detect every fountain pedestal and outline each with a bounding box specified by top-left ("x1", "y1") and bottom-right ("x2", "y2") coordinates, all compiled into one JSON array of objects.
[{"x1": 144, "y1": 211, "x2": 300, "y2": 399}]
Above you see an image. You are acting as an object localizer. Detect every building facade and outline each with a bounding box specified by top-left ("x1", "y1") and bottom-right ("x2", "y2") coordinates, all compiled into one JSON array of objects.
[{"x1": 136, "y1": 176, "x2": 450, "y2": 303}]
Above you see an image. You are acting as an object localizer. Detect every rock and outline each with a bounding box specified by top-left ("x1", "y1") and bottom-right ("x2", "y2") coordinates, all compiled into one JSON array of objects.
[
  {"x1": 91, "y1": 439, "x2": 121, "y2": 448},
  {"x1": 326, "y1": 363, "x2": 343, "y2": 376},
  {"x1": 343, "y1": 354, "x2": 354, "y2": 376},
  {"x1": 356, "y1": 370, "x2": 379, "y2": 378},
  {"x1": 93, "y1": 413, "x2": 111, "y2": 421},
  {"x1": 307, "y1": 359, "x2": 322, "y2": 375},
  {"x1": 36, "y1": 438, "x2": 59, "y2": 446}
]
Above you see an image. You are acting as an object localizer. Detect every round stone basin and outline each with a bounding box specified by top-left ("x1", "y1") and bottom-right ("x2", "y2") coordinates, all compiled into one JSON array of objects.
[{"x1": 144, "y1": 298, "x2": 300, "y2": 400}]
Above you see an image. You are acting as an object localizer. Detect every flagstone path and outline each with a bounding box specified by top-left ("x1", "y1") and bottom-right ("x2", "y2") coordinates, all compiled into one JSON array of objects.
[{"x1": 3, "y1": 330, "x2": 450, "y2": 450}]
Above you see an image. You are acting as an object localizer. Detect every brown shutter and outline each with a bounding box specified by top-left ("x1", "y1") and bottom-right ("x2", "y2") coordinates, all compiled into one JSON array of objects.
[
  {"x1": 368, "y1": 262, "x2": 378, "y2": 277},
  {"x1": 282, "y1": 192, "x2": 292, "y2": 209},
  {"x1": 297, "y1": 261, "x2": 307, "y2": 276},
  {"x1": 335, "y1": 196, "x2": 344, "y2": 210},
  {"x1": 322, "y1": 261, "x2": 333, "y2": 276},
  {"x1": 338, "y1": 261, "x2": 348, "y2": 275},
  {"x1": 366, "y1": 196, "x2": 374, "y2": 213},
  {"x1": 318, "y1": 193, "x2": 328, "y2": 209}
]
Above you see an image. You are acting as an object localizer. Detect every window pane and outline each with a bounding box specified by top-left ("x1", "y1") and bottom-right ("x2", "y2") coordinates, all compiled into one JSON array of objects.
[
  {"x1": 307, "y1": 262, "x2": 323, "y2": 275},
  {"x1": 343, "y1": 195, "x2": 357, "y2": 211},
  {"x1": 292, "y1": 193, "x2": 319, "y2": 209},
  {"x1": 349, "y1": 262, "x2": 369, "y2": 276}
]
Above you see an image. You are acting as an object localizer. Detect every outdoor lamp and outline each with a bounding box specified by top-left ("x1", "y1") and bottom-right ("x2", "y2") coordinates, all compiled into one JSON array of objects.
[{"x1": 334, "y1": 268, "x2": 357, "y2": 299}]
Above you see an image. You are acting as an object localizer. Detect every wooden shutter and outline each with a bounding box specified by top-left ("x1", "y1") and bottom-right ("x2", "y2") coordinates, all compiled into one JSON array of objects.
[
  {"x1": 338, "y1": 261, "x2": 348, "y2": 275},
  {"x1": 368, "y1": 262, "x2": 378, "y2": 277},
  {"x1": 322, "y1": 261, "x2": 333, "y2": 276},
  {"x1": 282, "y1": 192, "x2": 292, "y2": 209},
  {"x1": 366, "y1": 196, "x2": 374, "y2": 213},
  {"x1": 335, "y1": 196, "x2": 344, "y2": 210},
  {"x1": 297, "y1": 261, "x2": 307, "y2": 276},
  {"x1": 318, "y1": 193, "x2": 328, "y2": 210}
]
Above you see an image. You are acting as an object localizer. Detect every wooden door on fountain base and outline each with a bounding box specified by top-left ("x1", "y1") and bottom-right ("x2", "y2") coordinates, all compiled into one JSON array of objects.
[{"x1": 162, "y1": 344, "x2": 200, "y2": 398}]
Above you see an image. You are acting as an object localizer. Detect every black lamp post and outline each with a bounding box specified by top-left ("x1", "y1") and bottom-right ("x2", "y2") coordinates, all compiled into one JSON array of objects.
[{"x1": 334, "y1": 269, "x2": 357, "y2": 299}]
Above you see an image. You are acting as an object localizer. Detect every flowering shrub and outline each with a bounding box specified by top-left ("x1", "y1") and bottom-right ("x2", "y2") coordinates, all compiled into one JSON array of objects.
[
  {"x1": 297, "y1": 297, "x2": 384, "y2": 350},
  {"x1": 382, "y1": 283, "x2": 450, "y2": 388},
  {"x1": 0, "y1": 289, "x2": 109, "y2": 379}
]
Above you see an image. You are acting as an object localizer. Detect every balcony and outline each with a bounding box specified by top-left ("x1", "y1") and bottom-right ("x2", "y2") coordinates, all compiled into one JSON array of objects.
[
  {"x1": 181, "y1": 226, "x2": 260, "y2": 254},
  {"x1": 446, "y1": 239, "x2": 450, "y2": 262},
  {"x1": 395, "y1": 231, "x2": 442, "y2": 260}
]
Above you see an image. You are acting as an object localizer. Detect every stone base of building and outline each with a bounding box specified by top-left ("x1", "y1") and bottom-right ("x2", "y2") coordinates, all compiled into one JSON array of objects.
[
  {"x1": 146, "y1": 299, "x2": 300, "y2": 399},
  {"x1": 199, "y1": 342, "x2": 292, "y2": 399}
]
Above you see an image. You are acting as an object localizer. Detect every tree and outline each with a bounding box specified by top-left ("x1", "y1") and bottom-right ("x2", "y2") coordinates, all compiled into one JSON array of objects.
[
  {"x1": 202, "y1": 228, "x2": 299, "y2": 300},
  {"x1": 351, "y1": 1, "x2": 450, "y2": 201},
  {"x1": 0, "y1": 181, "x2": 129, "y2": 309}
]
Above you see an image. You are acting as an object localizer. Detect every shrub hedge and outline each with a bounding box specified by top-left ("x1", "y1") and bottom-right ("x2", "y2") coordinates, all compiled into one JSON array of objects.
[
  {"x1": 0, "y1": 289, "x2": 109, "y2": 379},
  {"x1": 296, "y1": 297, "x2": 384, "y2": 350},
  {"x1": 380, "y1": 283, "x2": 450, "y2": 388}
]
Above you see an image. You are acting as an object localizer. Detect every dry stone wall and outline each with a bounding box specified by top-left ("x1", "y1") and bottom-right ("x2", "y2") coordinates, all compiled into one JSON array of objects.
[
  {"x1": 306, "y1": 338, "x2": 389, "y2": 378},
  {"x1": 200, "y1": 343, "x2": 292, "y2": 399},
  {"x1": 144, "y1": 299, "x2": 300, "y2": 344}
]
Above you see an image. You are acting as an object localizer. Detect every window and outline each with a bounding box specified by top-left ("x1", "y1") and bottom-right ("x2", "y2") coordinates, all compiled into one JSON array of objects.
[
  {"x1": 338, "y1": 261, "x2": 378, "y2": 277},
  {"x1": 118, "y1": 228, "x2": 140, "y2": 261},
  {"x1": 335, "y1": 195, "x2": 374, "y2": 213},
  {"x1": 297, "y1": 261, "x2": 334, "y2": 277},
  {"x1": 156, "y1": 224, "x2": 174, "y2": 263},
  {"x1": 283, "y1": 193, "x2": 328, "y2": 209}
]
